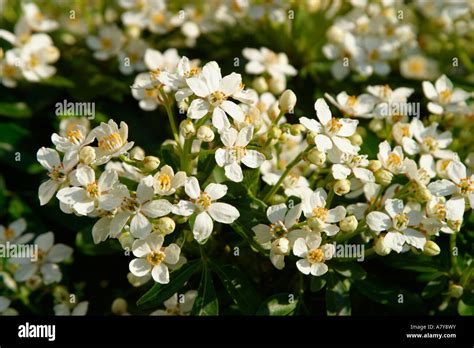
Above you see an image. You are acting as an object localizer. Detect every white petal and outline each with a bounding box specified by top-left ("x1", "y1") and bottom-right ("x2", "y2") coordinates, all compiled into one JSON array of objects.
[
  {"x1": 129, "y1": 258, "x2": 151, "y2": 277},
  {"x1": 193, "y1": 212, "x2": 213, "y2": 243},
  {"x1": 242, "y1": 150, "x2": 265, "y2": 168},
  {"x1": 221, "y1": 101, "x2": 244, "y2": 122},
  {"x1": 47, "y1": 244, "x2": 73, "y2": 263},
  {"x1": 224, "y1": 162, "x2": 243, "y2": 182},
  {"x1": 314, "y1": 98, "x2": 332, "y2": 125},
  {"x1": 384, "y1": 199, "x2": 404, "y2": 218},
  {"x1": 164, "y1": 244, "x2": 181, "y2": 264},
  {"x1": 310, "y1": 262, "x2": 328, "y2": 276},
  {"x1": 367, "y1": 211, "x2": 391, "y2": 232},
  {"x1": 267, "y1": 203, "x2": 287, "y2": 224},
  {"x1": 208, "y1": 202, "x2": 240, "y2": 223},
  {"x1": 293, "y1": 238, "x2": 308, "y2": 258},
  {"x1": 186, "y1": 77, "x2": 209, "y2": 98},
  {"x1": 296, "y1": 259, "x2": 311, "y2": 275},
  {"x1": 142, "y1": 199, "x2": 173, "y2": 218},
  {"x1": 185, "y1": 177, "x2": 201, "y2": 199},
  {"x1": 152, "y1": 263, "x2": 169, "y2": 284},
  {"x1": 130, "y1": 213, "x2": 152, "y2": 238},
  {"x1": 204, "y1": 183, "x2": 228, "y2": 200}
]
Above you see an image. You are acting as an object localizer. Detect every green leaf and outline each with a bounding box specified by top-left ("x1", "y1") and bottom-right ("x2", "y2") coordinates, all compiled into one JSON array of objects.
[
  {"x1": 137, "y1": 260, "x2": 202, "y2": 310},
  {"x1": 0, "y1": 102, "x2": 32, "y2": 118},
  {"x1": 422, "y1": 277, "x2": 449, "y2": 299},
  {"x1": 75, "y1": 228, "x2": 123, "y2": 256},
  {"x1": 211, "y1": 262, "x2": 260, "y2": 315},
  {"x1": 383, "y1": 253, "x2": 445, "y2": 273},
  {"x1": 40, "y1": 76, "x2": 75, "y2": 88},
  {"x1": 353, "y1": 274, "x2": 400, "y2": 305},
  {"x1": 332, "y1": 261, "x2": 367, "y2": 280},
  {"x1": 310, "y1": 276, "x2": 327, "y2": 292},
  {"x1": 256, "y1": 293, "x2": 298, "y2": 316},
  {"x1": 325, "y1": 271, "x2": 351, "y2": 316},
  {"x1": 0, "y1": 123, "x2": 29, "y2": 148},
  {"x1": 458, "y1": 300, "x2": 474, "y2": 316},
  {"x1": 192, "y1": 265, "x2": 219, "y2": 316}
]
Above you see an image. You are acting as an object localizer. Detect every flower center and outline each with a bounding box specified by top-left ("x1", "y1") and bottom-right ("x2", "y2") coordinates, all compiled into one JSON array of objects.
[
  {"x1": 269, "y1": 221, "x2": 287, "y2": 238},
  {"x1": 123, "y1": 197, "x2": 139, "y2": 212},
  {"x1": 48, "y1": 165, "x2": 66, "y2": 182},
  {"x1": 312, "y1": 206, "x2": 328, "y2": 221},
  {"x1": 152, "y1": 12, "x2": 165, "y2": 25},
  {"x1": 86, "y1": 182, "x2": 100, "y2": 198},
  {"x1": 98, "y1": 132, "x2": 123, "y2": 152},
  {"x1": 29, "y1": 53, "x2": 39, "y2": 68},
  {"x1": 147, "y1": 250, "x2": 166, "y2": 266},
  {"x1": 209, "y1": 91, "x2": 226, "y2": 106},
  {"x1": 433, "y1": 203, "x2": 446, "y2": 220},
  {"x1": 100, "y1": 37, "x2": 113, "y2": 50},
  {"x1": 457, "y1": 177, "x2": 474, "y2": 195},
  {"x1": 67, "y1": 128, "x2": 84, "y2": 144},
  {"x1": 4, "y1": 228, "x2": 15, "y2": 240},
  {"x1": 387, "y1": 153, "x2": 401, "y2": 167},
  {"x1": 347, "y1": 95, "x2": 358, "y2": 107},
  {"x1": 185, "y1": 67, "x2": 199, "y2": 78},
  {"x1": 439, "y1": 90, "x2": 452, "y2": 103},
  {"x1": 3, "y1": 64, "x2": 16, "y2": 77},
  {"x1": 328, "y1": 118, "x2": 342, "y2": 134},
  {"x1": 422, "y1": 136, "x2": 438, "y2": 152},
  {"x1": 195, "y1": 192, "x2": 212, "y2": 211},
  {"x1": 368, "y1": 49, "x2": 379, "y2": 61},
  {"x1": 228, "y1": 146, "x2": 246, "y2": 162},
  {"x1": 33, "y1": 249, "x2": 46, "y2": 263},
  {"x1": 393, "y1": 213, "x2": 409, "y2": 231},
  {"x1": 308, "y1": 248, "x2": 325, "y2": 264},
  {"x1": 157, "y1": 174, "x2": 171, "y2": 192}
]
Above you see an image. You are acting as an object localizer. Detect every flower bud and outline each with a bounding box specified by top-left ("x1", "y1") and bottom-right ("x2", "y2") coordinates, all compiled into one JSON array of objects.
[
  {"x1": 448, "y1": 284, "x2": 464, "y2": 298},
  {"x1": 333, "y1": 179, "x2": 351, "y2": 196},
  {"x1": 155, "y1": 217, "x2": 176, "y2": 235},
  {"x1": 374, "y1": 236, "x2": 391, "y2": 256},
  {"x1": 368, "y1": 160, "x2": 382, "y2": 172},
  {"x1": 375, "y1": 169, "x2": 393, "y2": 186},
  {"x1": 306, "y1": 131, "x2": 317, "y2": 145},
  {"x1": 180, "y1": 119, "x2": 195, "y2": 139},
  {"x1": 119, "y1": 232, "x2": 134, "y2": 250},
  {"x1": 268, "y1": 101, "x2": 280, "y2": 121},
  {"x1": 278, "y1": 89, "x2": 297, "y2": 113},
  {"x1": 143, "y1": 156, "x2": 160, "y2": 172},
  {"x1": 130, "y1": 146, "x2": 145, "y2": 160},
  {"x1": 269, "y1": 77, "x2": 286, "y2": 95},
  {"x1": 290, "y1": 124, "x2": 305, "y2": 136},
  {"x1": 111, "y1": 298, "x2": 128, "y2": 315},
  {"x1": 349, "y1": 133, "x2": 363, "y2": 146},
  {"x1": 271, "y1": 237, "x2": 290, "y2": 255},
  {"x1": 422, "y1": 240, "x2": 440, "y2": 256},
  {"x1": 369, "y1": 118, "x2": 384, "y2": 133},
  {"x1": 269, "y1": 126, "x2": 282, "y2": 140},
  {"x1": 26, "y1": 275, "x2": 43, "y2": 291},
  {"x1": 197, "y1": 125, "x2": 215, "y2": 142},
  {"x1": 79, "y1": 146, "x2": 96, "y2": 165},
  {"x1": 307, "y1": 149, "x2": 326, "y2": 166},
  {"x1": 417, "y1": 185, "x2": 432, "y2": 202},
  {"x1": 340, "y1": 215, "x2": 358, "y2": 233},
  {"x1": 53, "y1": 285, "x2": 70, "y2": 302},
  {"x1": 252, "y1": 77, "x2": 268, "y2": 93}
]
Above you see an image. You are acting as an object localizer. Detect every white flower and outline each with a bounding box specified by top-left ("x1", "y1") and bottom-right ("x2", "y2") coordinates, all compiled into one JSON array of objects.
[
  {"x1": 252, "y1": 203, "x2": 305, "y2": 270},
  {"x1": 293, "y1": 234, "x2": 335, "y2": 276},
  {"x1": 0, "y1": 50, "x2": 22, "y2": 88},
  {"x1": 186, "y1": 61, "x2": 249, "y2": 131},
  {"x1": 56, "y1": 166, "x2": 128, "y2": 216},
  {"x1": 325, "y1": 91, "x2": 375, "y2": 118},
  {"x1": 299, "y1": 98, "x2": 359, "y2": 155},
  {"x1": 0, "y1": 218, "x2": 33, "y2": 245},
  {"x1": 303, "y1": 188, "x2": 346, "y2": 236},
  {"x1": 111, "y1": 176, "x2": 174, "y2": 238},
  {"x1": 402, "y1": 119, "x2": 454, "y2": 177},
  {"x1": 54, "y1": 301, "x2": 89, "y2": 316},
  {"x1": 174, "y1": 177, "x2": 240, "y2": 243},
  {"x1": 131, "y1": 72, "x2": 162, "y2": 111},
  {"x1": 158, "y1": 56, "x2": 200, "y2": 102},
  {"x1": 153, "y1": 165, "x2": 187, "y2": 196},
  {"x1": 22, "y1": 2, "x2": 58, "y2": 32},
  {"x1": 150, "y1": 290, "x2": 198, "y2": 316},
  {"x1": 366, "y1": 84, "x2": 414, "y2": 119},
  {"x1": 242, "y1": 47, "x2": 297, "y2": 80},
  {"x1": 91, "y1": 120, "x2": 134, "y2": 165},
  {"x1": 86, "y1": 25, "x2": 124, "y2": 60},
  {"x1": 215, "y1": 126, "x2": 265, "y2": 182},
  {"x1": 377, "y1": 140, "x2": 407, "y2": 174},
  {"x1": 400, "y1": 55, "x2": 438, "y2": 81},
  {"x1": 37, "y1": 147, "x2": 78, "y2": 206},
  {"x1": 428, "y1": 160, "x2": 473, "y2": 216},
  {"x1": 331, "y1": 153, "x2": 375, "y2": 183},
  {"x1": 52, "y1": 123, "x2": 95, "y2": 163},
  {"x1": 13, "y1": 232, "x2": 73, "y2": 285},
  {"x1": 129, "y1": 233, "x2": 181, "y2": 284},
  {"x1": 422, "y1": 75, "x2": 470, "y2": 114},
  {"x1": 367, "y1": 199, "x2": 425, "y2": 252},
  {"x1": 117, "y1": 39, "x2": 148, "y2": 75}
]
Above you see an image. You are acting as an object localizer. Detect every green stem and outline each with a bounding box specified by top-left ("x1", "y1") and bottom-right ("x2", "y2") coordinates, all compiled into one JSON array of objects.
[
  {"x1": 263, "y1": 144, "x2": 314, "y2": 203},
  {"x1": 450, "y1": 233, "x2": 461, "y2": 278},
  {"x1": 160, "y1": 89, "x2": 181, "y2": 149},
  {"x1": 181, "y1": 114, "x2": 211, "y2": 175}
]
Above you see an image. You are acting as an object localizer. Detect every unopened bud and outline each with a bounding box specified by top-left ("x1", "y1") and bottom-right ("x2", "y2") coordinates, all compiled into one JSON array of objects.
[
  {"x1": 252, "y1": 77, "x2": 268, "y2": 93},
  {"x1": 375, "y1": 169, "x2": 393, "y2": 186},
  {"x1": 119, "y1": 232, "x2": 134, "y2": 250},
  {"x1": 417, "y1": 185, "x2": 432, "y2": 202},
  {"x1": 111, "y1": 298, "x2": 128, "y2": 315},
  {"x1": 79, "y1": 146, "x2": 96, "y2": 165},
  {"x1": 448, "y1": 284, "x2": 463, "y2": 298},
  {"x1": 369, "y1": 118, "x2": 384, "y2": 133},
  {"x1": 53, "y1": 285, "x2": 70, "y2": 302},
  {"x1": 422, "y1": 240, "x2": 440, "y2": 256},
  {"x1": 334, "y1": 179, "x2": 351, "y2": 196},
  {"x1": 180, "y1": 119, "x2": 195, "y2": 139},
  {"x1": 268, "y1": 101, "x2": 280, "y2": 121},
  {"x1": 278, "y1": 89, "x2": 297, "y2": 113},
  {"x1": 197, "y1": 125, "x2": 215, "y2": 142},
  {"x1": 368, "y1": 160, "x2": 382, "y2": 172},
  {"x1": 130, "y1": 146, "x2": 145, "y2": 160},
  {"x1": 269, "y1": 77, "x2": 286, "y2": 95},
  {"x1": 349, "y1": 133, "x2": 363, "y2": 146},
  {"x1": 271, "y1": 237, "x2": 290, "y2": 255},
  {"x1": 269, "y1": 126, "x2": 282, "y2": 140},
  {"x1": 290, "y1": 124, "x2": 305, "y2": 136},
  {"x1": 155, "y1": 217, "x2": 176, "y2": 235},
  {"x1": 307, "y1": 149, "x2": 326, "y2": 166},
  {"x1": 306, "y1": 131, "x2": 317, "y2": 145},
  {"x1": 374, "y1": 236, "x2": 391, "y2": 256},
  {"x1": 340, "y1": 215, "x2": 358, "y2": 233},
  {"x1": 143, "y1": 156, "x2": 160, "y2": 171}
]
